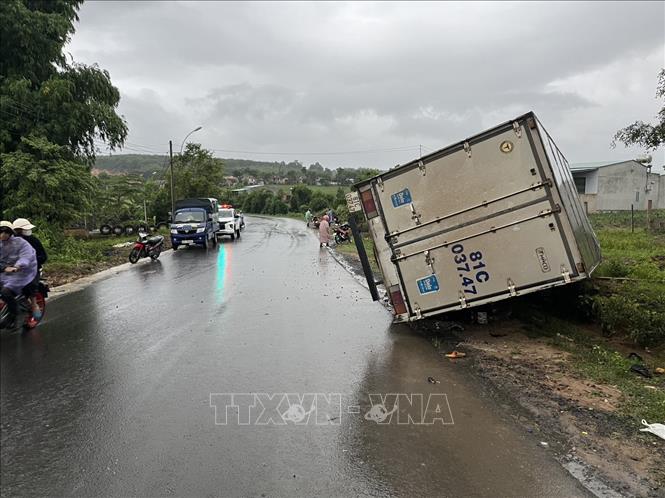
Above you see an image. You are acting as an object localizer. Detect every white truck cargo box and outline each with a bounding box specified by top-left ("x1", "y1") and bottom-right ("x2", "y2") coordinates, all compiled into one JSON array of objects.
[{"x1": 354, "y1": 112, "x2": 601, "y2": 322}]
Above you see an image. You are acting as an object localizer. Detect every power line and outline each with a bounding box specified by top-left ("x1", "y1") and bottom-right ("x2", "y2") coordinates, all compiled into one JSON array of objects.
[{"x1": 207, "y1": 145, "x2": 421, "y2": 156}]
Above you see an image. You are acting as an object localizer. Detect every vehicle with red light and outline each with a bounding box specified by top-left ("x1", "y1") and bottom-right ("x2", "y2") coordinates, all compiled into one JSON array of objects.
[
  {"x1": 216, "y1": 205, "x2": 243, "y2": 241},
  {"x1": 353, "y1": 112, "x2": 601, "y2": 322}
]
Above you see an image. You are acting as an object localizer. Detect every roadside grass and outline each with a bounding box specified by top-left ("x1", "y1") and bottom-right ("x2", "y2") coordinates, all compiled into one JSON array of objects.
[
  {"x1": 333, "y1": 234, "x2": 382, "y2": 277},
  {"x1": 519, "y1": 312, "x2": 665, "y2": 422},
  {"x1": 42, "y1": 229, "x2": 171, "y2": 286},
  {"x1": 589, "y1": 211, "x2": 665, "y2": 346}
]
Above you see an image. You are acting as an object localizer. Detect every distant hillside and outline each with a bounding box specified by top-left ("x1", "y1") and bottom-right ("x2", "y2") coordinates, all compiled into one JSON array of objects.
[
  {"x1": 95, "y1": 154, "x2": 169, "y2": 177},
  {"x1": 94, "y1": 154, "x2": 307, "y2": 177}
]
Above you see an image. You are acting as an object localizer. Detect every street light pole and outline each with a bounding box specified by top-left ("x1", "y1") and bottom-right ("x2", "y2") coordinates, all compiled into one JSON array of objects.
[
  {"x1": 169, "y1": 140, "x2": 174, "y2": 221},
  {"x1": 180, "y1": 126, "x2": 202, "y2": 156}
]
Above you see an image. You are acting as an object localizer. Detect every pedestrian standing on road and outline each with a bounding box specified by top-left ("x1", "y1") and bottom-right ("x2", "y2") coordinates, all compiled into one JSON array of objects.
[
  {"x1": 305, "y1": 209, "x2": 312, "y2": 227},
  {"x1": 319, "y1": 215, "x2": 330, "y2": 247}
]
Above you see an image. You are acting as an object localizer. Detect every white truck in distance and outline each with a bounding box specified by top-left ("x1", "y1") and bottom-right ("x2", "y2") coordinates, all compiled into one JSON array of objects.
[
  {"x1": 216, "y1": 205, "x2": 243, "y2": 241},
  {"x1": 353, "y1": 112, "x2": 601, "y2": 322}
]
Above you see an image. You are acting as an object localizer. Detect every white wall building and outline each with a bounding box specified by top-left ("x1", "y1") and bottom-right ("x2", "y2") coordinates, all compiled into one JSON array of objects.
[{"x1": 569, "y1": 160, "x2": 663, "y2": 213}]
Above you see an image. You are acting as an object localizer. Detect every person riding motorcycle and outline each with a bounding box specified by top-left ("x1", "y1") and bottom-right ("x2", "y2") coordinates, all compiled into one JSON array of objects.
[
  {"x1": 12, "y1": 218, "x2": 47, "y2": 270},
  {"x1": 13, "y1": 218, "x2": 47, "y2": 319},
  {"x1": 0, "y1": 221, "x2": 38, "y2": 328}
]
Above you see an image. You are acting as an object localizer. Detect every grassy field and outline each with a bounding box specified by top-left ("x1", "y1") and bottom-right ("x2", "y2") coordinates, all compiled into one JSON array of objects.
[{"x1": 588, "y1": 211, "x2": 665, "y2": 347}]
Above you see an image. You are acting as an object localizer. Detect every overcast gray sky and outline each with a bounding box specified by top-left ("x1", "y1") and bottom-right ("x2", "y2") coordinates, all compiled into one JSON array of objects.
[{"x1": 67, "y1": 1, "x2": 665, "y2": 171}]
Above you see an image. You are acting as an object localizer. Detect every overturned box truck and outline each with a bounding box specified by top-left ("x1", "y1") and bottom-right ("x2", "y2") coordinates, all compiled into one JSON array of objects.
[{"x1": 351, "y1": 112, "x2": 601, "y2": 322}]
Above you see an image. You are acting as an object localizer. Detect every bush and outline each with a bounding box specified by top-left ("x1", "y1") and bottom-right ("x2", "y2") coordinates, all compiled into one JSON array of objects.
[
  {"x1": 273, "y1": 199, "x2": 289, "y2": 215},
  {"x1": 592, "y1": 282, "x2": 665, "y2": 346}
]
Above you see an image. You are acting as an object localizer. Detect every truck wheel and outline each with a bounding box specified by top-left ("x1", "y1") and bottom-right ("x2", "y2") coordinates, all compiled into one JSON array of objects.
[
  {"x1": 124, "y1": 225, "x2": 135, "y2": 235},
  {"x1": 113, "y1": 225, "x2": 124, "y2": 236},
  {"x1": 100, "y1": 224, "x2": 112, "y2": 235}
]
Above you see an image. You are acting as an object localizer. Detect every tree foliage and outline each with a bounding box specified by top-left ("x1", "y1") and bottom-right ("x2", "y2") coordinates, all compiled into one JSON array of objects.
[
  {"x1": 169, "y1": 143, "x2": 225, "y2": 200},
  {"x1": 613, "y1": 69, "x2": 665, "y2": 151},
  {"x1": 0, "y1": 0, "x2": 127, "y2": 224},
  {"x1": 1, "y1": 135, "x2": 95, "y2": 225}
]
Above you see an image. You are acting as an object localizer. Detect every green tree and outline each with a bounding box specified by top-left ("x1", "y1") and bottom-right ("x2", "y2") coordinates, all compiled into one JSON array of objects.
[
  {"x1": 613, "y1": 69, "x2": 665, "y2": 151},
  {"x1": 356, "y1": 168, "x2": 381, "y2": 182},
  {"x1": 92, "y1": 173, "x2": 146, "y2": 223},
  {"x1": 1, "y1": 136, "x2": 95, "y2": 225},
  {"x1": 310, "y1": 192, "x2": 333, "y2": 212},
  {"x1": 289, "y1": 185, "x2": 312, "y2": 212},
  {"x1": 169, "y1": 143, "x2": 224, "y2": 200},
  {"x1": 0, "y1": 0, "x2": 127, "y2": 224}
]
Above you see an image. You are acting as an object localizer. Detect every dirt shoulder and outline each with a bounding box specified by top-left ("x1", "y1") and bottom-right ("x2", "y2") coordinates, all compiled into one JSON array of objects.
[{"x1": 416, "y1": 317, "x2": 665, "y2": 498}]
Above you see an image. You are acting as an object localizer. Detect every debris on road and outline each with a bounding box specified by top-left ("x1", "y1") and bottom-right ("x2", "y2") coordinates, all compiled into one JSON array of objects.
[
  {"x1": 445, "y1": 351, "x2": 467, "y2": 359},
  {"x1": 112, "y1": 242, "x2": 132, "y2": 248},
  {"x1": 427, "y1": 376, "x2": 440, "y2": 384},
  {"x1": 654, "y1": 367, "x2": 664, "y2": 375}
]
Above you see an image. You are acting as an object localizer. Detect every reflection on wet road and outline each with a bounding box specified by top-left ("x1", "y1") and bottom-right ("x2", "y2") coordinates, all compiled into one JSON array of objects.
[{"x1": 1, "y1": 216, "x2": 589, "y2": 497}]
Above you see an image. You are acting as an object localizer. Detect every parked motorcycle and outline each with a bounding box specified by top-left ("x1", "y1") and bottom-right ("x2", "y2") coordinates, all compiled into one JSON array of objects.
[
  {"x1": 129, "y1": 232, "x2": 164, "y2": 264},
  {"x1": 334, "y1": 223, "x2": 352, "y2": 244},
  {"x1": 0, "y1": 272, "x2": 49, "y2": 332}
]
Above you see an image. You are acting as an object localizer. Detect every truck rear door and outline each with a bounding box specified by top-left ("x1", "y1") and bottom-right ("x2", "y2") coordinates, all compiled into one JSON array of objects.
[{"x1": 370, "y1": 115, "x2": 579, "y2": 317}]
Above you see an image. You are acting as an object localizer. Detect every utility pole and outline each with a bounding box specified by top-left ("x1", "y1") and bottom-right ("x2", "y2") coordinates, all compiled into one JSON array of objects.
[{"x1": 169, "y1": 140, "x2": 174, "y2": 222}]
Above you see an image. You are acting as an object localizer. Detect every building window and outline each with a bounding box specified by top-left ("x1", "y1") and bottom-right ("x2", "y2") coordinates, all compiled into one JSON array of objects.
[
  {"x1": 574, "y1": 175, "x2": 586, "y2": 194},
  {"x1": 635, "y1": 191, "x2": 640, "y2": 203}
]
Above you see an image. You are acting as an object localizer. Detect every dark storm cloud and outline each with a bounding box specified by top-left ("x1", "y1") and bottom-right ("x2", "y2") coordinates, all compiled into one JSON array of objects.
[{"x1": 69, "y1": 1, "x2": 664, "y2": 169}]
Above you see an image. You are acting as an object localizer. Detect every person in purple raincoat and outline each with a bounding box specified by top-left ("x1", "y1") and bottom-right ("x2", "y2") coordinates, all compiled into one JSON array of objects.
[{"x1": 0, "y1": 221, "x2": 37, "y2": 327}]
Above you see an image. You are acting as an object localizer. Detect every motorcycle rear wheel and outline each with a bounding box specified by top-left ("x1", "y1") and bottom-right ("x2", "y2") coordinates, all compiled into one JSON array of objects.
[
  {"x1": 150, "y1": 246, "x2": 162, "y2": 260},
  {"x1": 129, "y1": 248, "x2": 141, "y2": 264}
]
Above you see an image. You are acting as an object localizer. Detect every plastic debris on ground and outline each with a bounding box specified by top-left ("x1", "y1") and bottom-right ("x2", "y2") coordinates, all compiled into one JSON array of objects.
[
  {"x1": 640, "y1": 420, "x2": 665, "y2": 441},
  {"x1": 445, "y1": 351, "x2": 467, "y2": 359}
]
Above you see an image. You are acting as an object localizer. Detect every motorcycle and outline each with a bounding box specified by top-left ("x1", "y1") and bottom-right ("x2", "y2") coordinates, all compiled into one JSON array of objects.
[
  {"x1": 334, "y1": 223, "x2": 352, "y2": 244},
  {"x1": 0, "y1": 271, "x2": 49, "y2": 332},
  {"x1": 129, "y1": 232, "x2": 164, "y2": 264}
]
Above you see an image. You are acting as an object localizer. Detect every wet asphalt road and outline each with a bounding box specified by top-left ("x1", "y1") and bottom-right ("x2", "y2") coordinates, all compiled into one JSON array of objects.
[{"x1": 1, "y1": 216, "x2": 590, "y2": 497}]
